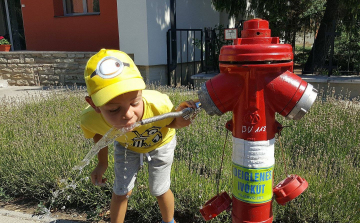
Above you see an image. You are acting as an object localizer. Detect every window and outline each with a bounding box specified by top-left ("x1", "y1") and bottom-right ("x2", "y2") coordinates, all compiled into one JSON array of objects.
[{"x1": 63, "y1": 0, "x2": 100, "y2": 15}]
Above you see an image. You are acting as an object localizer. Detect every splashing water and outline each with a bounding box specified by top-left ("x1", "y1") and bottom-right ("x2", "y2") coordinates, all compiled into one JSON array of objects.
[
  {"x1": 72, "y1": 122, "x2": 140, "y2": 172},
  {"x1": 43, "y1": 122, "x2": 141, "y2": 218},
  {"x1": 42, "y1": 108, "x2": 198, "y2": 218}
]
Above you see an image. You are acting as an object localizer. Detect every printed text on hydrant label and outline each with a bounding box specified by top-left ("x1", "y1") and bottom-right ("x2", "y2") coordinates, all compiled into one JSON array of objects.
[{"x1": 232, "y1": 163, "x2": 273, "y2": 203}]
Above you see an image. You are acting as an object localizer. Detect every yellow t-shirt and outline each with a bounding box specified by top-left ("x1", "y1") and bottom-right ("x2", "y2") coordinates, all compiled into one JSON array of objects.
[{"x1": 80, "y1": 90, "x2": 176, "y2": 153}]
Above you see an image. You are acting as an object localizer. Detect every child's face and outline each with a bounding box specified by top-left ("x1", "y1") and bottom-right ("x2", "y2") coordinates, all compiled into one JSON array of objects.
[{"x1": 98, "y1": 90, "x2": 144, "y2": 129}]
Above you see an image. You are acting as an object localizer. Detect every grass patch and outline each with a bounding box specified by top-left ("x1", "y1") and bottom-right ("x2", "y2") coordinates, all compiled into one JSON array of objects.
[{"x1": 0, "y1": 85, "x2": 359, "y2": 222}]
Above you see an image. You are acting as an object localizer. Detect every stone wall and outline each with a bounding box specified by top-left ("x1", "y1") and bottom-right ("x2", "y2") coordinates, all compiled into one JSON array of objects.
[
  {"x1": 0, "y1": 51, "x2": 96, "y2": 86},
  {"x1": 0, "y1": 51, "x2": 201, "y2": 87}
]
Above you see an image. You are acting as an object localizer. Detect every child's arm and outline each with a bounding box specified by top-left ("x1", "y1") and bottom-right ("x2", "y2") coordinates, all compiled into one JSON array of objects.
[
  {"x1": 90, "y1": 133, "x2": 108, "y2": 186},
  {"x1": 166, "y1": 99, "x2": 199, "y2": 129}
]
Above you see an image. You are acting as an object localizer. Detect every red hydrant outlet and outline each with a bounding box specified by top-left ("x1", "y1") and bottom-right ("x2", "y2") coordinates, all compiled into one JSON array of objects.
[
  {"x1": 273, "y1": 174, "x2": 309, "y2": 206},
  {"x1": 200, "y1": 192, "x2": 232, "y2": 221},
  {"x1": 197, "y1": 18, "x2": 318, "y2": 223}
]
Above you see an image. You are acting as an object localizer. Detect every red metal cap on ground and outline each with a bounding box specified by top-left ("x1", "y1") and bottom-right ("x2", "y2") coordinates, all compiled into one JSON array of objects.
[
  {"x1": 273, "y1": 174, "x2": 308, "y2": 205},
  {"x1": 200, "y1": 192, "x2": 232, "y2": 221}
]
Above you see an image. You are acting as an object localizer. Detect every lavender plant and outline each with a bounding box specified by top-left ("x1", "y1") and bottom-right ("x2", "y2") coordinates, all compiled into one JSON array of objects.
[{"x1": 0, "y1": 85, "x2": 359, "y2": 222}]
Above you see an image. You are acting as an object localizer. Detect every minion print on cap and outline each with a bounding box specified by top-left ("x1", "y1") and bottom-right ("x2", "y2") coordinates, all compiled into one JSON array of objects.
[
  {"x1": 84, "y1": 49, "x2": 146, "y2": 107},
  {"x1": 90, "y1": 56, "x2": 130, "y2": 79}
]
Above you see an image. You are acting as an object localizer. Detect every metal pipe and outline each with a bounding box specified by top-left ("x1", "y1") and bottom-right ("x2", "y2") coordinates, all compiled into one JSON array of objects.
[
  {"x1": 4, "y1": 0, "x2": 13, "y2": 51},
  {"x1": 141, "y1": 102, "x2": 201, "y2": 125},
  {"x1": 141, "y1": 107, "x2": 193, "y2": 125}
]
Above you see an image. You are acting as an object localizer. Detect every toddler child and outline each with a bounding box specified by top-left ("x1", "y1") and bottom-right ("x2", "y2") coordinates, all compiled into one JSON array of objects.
[{"x1": 80, "y1": 49, "x2": 197, "y2": 223}]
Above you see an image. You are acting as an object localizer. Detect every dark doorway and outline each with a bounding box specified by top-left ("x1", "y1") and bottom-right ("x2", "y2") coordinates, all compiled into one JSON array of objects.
[{"x1": 0, "y1": 0, "x2": 26, "y2": 50}]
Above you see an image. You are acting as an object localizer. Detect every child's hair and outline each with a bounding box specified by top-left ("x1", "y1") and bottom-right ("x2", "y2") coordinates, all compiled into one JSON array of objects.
[{"x1": 84, "y1": 49, "x2": 146, "y2": 107}]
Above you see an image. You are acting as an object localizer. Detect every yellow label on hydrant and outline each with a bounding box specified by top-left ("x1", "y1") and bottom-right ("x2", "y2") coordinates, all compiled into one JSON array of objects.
[{"x1": 232, "y1": 163, "x2": 273, "y2": 203}]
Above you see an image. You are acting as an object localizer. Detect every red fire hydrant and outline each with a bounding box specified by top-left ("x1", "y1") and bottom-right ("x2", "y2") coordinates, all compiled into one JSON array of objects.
[{"x1": 198, "y1": 19, "x2": 317, "y2": 223}]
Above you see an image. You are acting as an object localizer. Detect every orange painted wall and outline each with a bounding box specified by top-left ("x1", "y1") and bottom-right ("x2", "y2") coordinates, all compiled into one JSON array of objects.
[{"x1": 21, "y1": 0, "x2": 119, "y2": 51}]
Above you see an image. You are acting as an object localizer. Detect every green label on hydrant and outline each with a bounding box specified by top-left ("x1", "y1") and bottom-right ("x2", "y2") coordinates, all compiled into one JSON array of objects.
[{"x1": 232, "y1": 163, "x2": 273, "y2": 203}]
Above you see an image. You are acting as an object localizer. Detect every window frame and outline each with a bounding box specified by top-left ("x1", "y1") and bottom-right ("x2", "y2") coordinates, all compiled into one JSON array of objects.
[{"x1": 62, "y1": 0, "x2": 100, "y2": 16}]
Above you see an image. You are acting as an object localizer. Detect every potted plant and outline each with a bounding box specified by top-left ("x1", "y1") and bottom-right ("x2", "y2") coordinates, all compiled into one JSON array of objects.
[{"x1": 0, "y1": 36, "x2": 11, "y2": 51}]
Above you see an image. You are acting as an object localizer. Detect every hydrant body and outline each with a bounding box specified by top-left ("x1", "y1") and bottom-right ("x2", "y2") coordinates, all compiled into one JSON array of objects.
[{"x1": 198, "y1": 19, "x2": 317, "y2": 222}]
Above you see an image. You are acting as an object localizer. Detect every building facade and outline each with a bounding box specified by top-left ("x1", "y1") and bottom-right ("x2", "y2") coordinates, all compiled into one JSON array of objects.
[
  {"x1": 20, "y1": 0, "x2": 119, "y2": 51},
  {"x1": 1, "y1": 0, "x2": 236, "y2": 85}
]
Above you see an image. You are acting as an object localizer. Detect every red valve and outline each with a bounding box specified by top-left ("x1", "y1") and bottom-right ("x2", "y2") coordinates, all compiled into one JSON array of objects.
[
  {"x1": 273, "y1": 174, "x2": 308, "y2": 205},
  {"x1": 200, "y1": 192, "x2": 232, "y2": 221}
]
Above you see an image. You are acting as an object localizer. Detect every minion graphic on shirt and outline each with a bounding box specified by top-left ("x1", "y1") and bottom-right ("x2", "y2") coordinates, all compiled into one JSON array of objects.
[{"x1": 131, "y1": 126, "x2": 163, "y2": 148}]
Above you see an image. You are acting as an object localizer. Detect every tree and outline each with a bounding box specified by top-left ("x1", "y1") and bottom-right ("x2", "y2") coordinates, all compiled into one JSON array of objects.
[
  {"x1": 253, "y1": 0, "x2": 319, "y2": 49},
  {"x1": 212, "y1": 0, "x2": 325, "y2": 49},
  {"x1": 211, "y1": 0, "x2": 360, "y2": 75},
  {"x1": 303, "y1": 0, "x2": 360, "y2": 73},
  {"x1": 212, "y1": 0, "x2": 249, "y2": 19}
]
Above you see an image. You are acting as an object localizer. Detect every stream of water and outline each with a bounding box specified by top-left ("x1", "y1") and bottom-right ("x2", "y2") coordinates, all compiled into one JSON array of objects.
[
  {"x1": 43, "y1": 122, "x2": 141, "y2": 218},
  {"x1": 42, "y1": 107, "x2": 198, "y2": 219}
]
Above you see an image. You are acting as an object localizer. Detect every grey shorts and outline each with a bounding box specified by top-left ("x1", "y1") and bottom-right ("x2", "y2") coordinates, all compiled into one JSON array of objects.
[{"x1": 113, "y1": 136, "x2": 176, "y2": 196}]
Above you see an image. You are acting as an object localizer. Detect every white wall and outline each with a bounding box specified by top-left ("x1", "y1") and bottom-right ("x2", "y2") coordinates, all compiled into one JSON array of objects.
[
  {"x1": 117, "y1": 0, "x2": 231, "y2": 66},
  {"x1": 176, "y1": 0, "x2": 220, "y2": 29},
  {"x1": 145, "y1": 0, "x2": 171, "y2": 65},
  {"x1": 117, "y1": 0, "x2": 150, "y2": 65}
]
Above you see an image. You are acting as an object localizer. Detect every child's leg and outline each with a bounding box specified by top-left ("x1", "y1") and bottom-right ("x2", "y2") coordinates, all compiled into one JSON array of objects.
[
  {"x1": 148, "y1": 136, "x2": 177, "y2": 222},
  {"x1": 156, "y1": 189, "x2": 174, "y2": 222},
  {"x1": 110, "y1": 191, "x2": 132, "y2": 223},
  {"x1": 112, "y1": 141, "x2": 141, "y2": 222}
]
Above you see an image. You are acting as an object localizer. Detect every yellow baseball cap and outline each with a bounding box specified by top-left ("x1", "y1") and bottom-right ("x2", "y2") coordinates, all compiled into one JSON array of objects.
[{"x1": 84, "y1": 49, "x2": 146, "y2": 107}]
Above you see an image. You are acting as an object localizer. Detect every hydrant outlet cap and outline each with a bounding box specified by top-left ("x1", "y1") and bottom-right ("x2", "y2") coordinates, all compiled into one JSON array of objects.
[
  {"x1": 200, "y1": 192, "x2": 232, "y2": 221},
  {"x1": 273, "y1": 174, "x2": 308, "y2": 205}
]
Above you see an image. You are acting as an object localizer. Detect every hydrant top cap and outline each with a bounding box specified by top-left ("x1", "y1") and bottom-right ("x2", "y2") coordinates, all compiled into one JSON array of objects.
[
  {"x1": 243, "y1": 19, "x2": 269, "y2": 30},
  {"x1": 242, "y1": 19, "x2": 271, "y2": 38},
  {"x1": 219, "y1": 18, "x2": 293, "y2": 62}
]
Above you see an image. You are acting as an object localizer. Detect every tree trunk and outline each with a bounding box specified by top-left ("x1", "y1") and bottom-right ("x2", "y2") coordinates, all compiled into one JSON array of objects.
[
  {"x1": 292, "y1": 30, "x2": 296, "y2": 54},
  {"x1": 303, "y1": 0, "x2": 340, "y2": 74}
]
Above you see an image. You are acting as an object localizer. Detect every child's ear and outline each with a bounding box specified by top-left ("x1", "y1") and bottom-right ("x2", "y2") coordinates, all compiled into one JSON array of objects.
[{"x1": 85, "y1": 96, "x2": 101, "y2": 113}]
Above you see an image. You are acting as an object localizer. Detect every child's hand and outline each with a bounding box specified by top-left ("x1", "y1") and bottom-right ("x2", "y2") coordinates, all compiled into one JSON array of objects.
[
  {"x1": 167, "y1": 99, "x2": 199, "y2": 129},
  {"x1": 176, "y1": 99, "x2": 199, "y2": 112},
  {"x1": 91, "y1": 163, "x2": 108, "y2": 186}
]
